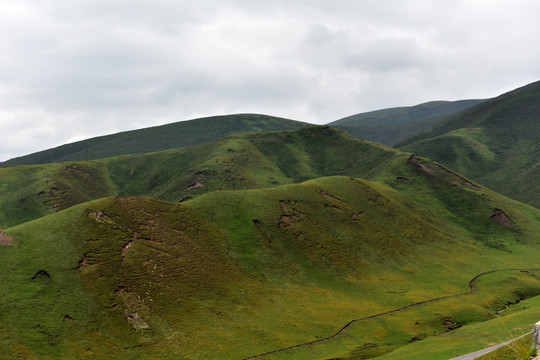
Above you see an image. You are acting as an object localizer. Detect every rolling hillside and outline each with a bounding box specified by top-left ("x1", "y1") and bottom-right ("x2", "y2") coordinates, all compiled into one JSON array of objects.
[
  {"x1": 3, "y1": 97, "x2": 540, "y2": 359},
  {"x1": 0, "y1": 126, "x2": 399, "y2": 228},
  {"x1": 399, "y1": 80, "x2": 540, "y2": 207},
  {"x1": 2, "y1": 162, "x2": 540, "y2": 359},
  {"x1": 328, "y1": 99, "x2": 485, "y2": 146},
  {"x1": 3, "y1": 128, "x2": 540, "y2": 358},
  {"x1": 0, "y1": 114, "x2": 310, "y2": 166}
]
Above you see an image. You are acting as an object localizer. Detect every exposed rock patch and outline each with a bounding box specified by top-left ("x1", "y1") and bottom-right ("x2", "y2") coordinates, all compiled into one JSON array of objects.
[
  {"x1": 408, "y1": 155, "x2": 434, "y2": 174},
  {"x1": 278, "y1": 200, "x2": 305, "y2": 227},
  {"x1": 491, "y1": 209, "x2": 514, "y2": 229},
  {"x1": 121, "y1": 232, "x2": 138, "y2": 257},
  {"x1": 408, "y1": 154, "x2": 479, "y2": 188},
  {"x1": 433, "y1": 163, "x2": 479, "y2": 188},
  {"x1": 319, "y1": 191, "x2": 344, "y2": 203},
  {"x1": 116, "y1": 288, "x2": 151, "y2": 331},
  {"x1": 186, "y1": 182, "x2": 204, "y2": 190},
  {"x1": 88, "y1": 211, "x2": 114, "y2": 223},
  {"x1": 0, "y1": 232, "x2": 15, "y2": 246},
  {"x1": 443, "y1": 318, "x2": 461, "y2": 332},
  {"x1": 78, "y1": 255, "x2": 89, "y2": 270},
  {"x1": 319, "y1": 190, "x2": 361, "y2": 219},
  {"x1": 186, "y1": 172, "x2": 205, "y2": 190},
  {"x1": 279, "y1": 215, "x2": 295, "y2": 227},
  {"x1": 126, "y1": 312, "x2": 149, "y2": 330}
]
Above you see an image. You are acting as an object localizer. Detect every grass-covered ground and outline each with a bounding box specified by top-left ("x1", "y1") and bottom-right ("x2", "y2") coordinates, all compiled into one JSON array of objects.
[
  {"x1": 3, "y1": 145, "x2": 540, "y2": 359},
  {"x1": 374, "y1": 292, "x2": 540, "y2": 360},
  {"x1": 0, "y1": 126, "x2": 399, "y2": 228}
]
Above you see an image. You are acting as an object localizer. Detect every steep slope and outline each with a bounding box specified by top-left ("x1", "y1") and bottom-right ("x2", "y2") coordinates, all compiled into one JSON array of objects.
[
  {"x1": 399, "y1": 80, "x2": 540, "y2": 207},
  {"x1": 0, "y1": 126, "x2": 400, "y2": 228},
  {"x1": 0, "y1": 114, "x2": 310, "y2": 166},
  {"x1": 2, "y1": 153, "x2": 540, "y2": 359},
  {"x1": 328, "y1": 99, "x2": 485, "y2": 146}
]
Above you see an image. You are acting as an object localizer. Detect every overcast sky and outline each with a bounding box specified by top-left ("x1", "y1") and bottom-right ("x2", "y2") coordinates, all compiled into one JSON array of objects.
[{"x1": 1, "y1": 0, "x2": 540, "y2": 161}]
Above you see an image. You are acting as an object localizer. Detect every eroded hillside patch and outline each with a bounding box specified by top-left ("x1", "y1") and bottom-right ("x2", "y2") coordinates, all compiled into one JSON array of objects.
[
  {"x1": 491, "y1": 208, "x2": 514, "y2": 229},
  {"x1": 0, "y1": 232, "x2": 15, "y2": 246},
  {"x1": 278, "y1": 200, "x2": 305, "y2": 227},
  {"x1": 408, "y1": 154, "x2": 479, "y2": 188}
]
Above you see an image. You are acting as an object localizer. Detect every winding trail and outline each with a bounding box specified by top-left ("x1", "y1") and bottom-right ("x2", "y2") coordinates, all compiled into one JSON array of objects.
[
  {"x1": 449, "y1": 331, "x2": 533, "y2": 360},
  {"x1": 242, "y1": 268, "x2": 540, "y2": 360}
]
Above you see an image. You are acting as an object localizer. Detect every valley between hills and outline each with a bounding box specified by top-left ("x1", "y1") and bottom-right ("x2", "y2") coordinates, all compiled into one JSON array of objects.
[{"x1": 2, "y1": 81, "x2": 540, "y2": 359}]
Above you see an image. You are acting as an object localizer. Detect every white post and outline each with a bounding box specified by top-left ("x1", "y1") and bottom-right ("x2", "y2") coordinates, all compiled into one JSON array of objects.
[{"x1": 533, "y1": 321, "x2": 540, "y2": 351}]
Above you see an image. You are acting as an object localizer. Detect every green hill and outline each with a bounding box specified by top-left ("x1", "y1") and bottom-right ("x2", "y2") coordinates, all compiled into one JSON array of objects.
[
  {"x1": 4, "y1": 116, "x2": 540, "y2": 359},
  {"x1": 0, "y1": 126, "x2": 399, "y2": 228},
  {"x1": 328, "y1": 99, "x2": 485, "y2": 146},
  {"x1": 0, "y1": 114, "x2": 311, "y2": 166},
  {"x1": 3, "y1": 150, "x2": 540, "y2": 359},
  {"x1": 399, "y1": 80, "x2": 540, "y2": 207}
]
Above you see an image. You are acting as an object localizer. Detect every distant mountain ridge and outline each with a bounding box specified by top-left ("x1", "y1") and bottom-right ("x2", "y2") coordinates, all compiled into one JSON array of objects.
[
  {"x1": 0, "y1": 113, "x2": 310, "y2": 166},
  {"x1": 400, "y1": 79, "x2": 540, "y2": 207},
  {"x1": 1, "y1": 100, "x2": 486, "y2": 167},
  {"x1": 328, "y1": 99, "x2": 486, "y2": 146}
]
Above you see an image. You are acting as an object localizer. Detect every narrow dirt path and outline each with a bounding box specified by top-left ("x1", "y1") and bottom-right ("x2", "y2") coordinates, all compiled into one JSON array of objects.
[
  {"x1": 242, "y1": 268, "x2": 540, "y2": 360},
  {"x1": 449, "y1": 331, "x2": 532, "y2": 360}
]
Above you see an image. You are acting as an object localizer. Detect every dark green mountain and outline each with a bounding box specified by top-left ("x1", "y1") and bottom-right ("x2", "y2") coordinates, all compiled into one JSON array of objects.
[
  {"x1": 0, "y1": 114, "x2": 310, "y2": 166},
  {"x1": 399, "y1": 80, "x2": 540, "y2": 207},
  {"x1": 328, "y1": 99, "x2": 485, "y2": 146}
]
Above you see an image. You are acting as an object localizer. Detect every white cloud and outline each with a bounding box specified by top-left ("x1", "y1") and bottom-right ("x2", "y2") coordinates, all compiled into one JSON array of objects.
[{"x1": 1, "y1": 0, "x2": 540, "y2": 161}]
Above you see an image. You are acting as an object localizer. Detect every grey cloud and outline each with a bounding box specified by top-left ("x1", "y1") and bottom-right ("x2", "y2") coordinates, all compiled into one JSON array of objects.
[
  {"x1": 345, "y1": 37, "x2": 429, "y2": 72},
  {"x1": 1, "y1": 0, "x2": 540, "y2": 161}
]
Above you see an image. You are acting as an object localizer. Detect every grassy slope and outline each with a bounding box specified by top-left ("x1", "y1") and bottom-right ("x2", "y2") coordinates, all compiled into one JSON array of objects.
[
  {"x1": 399, "y1": 80, "x2": 540, "y2": 207},
  {"x1": 328, "y1": 99, "x2": 485, "y2": 146},
  {"x1": 0, "y1": 114, "x2": 310, "y2": 166},
  {"x1": 3, "y1": 151, "x2": 540, "y2": 359},
  {"x1": 0, "y1": 162, "x2": 116, "y2": 228},
  {"x1": 0, "y1": 127, "x2": 399, "y2": 228},
  {"x1": 373, "y1": 291, "x2": 540, "y2": 360}
]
